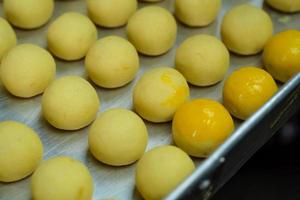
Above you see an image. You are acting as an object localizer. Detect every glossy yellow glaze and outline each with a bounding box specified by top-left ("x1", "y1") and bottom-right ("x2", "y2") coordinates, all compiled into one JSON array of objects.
[
  {"x1": 161, "y1": 72, "x2": 189, "y2": 108},
  {"x1": 263, "y1": 30, "x2": 300, "y2": 82},
  {"x1": 223, "y1": 67, "x2": 278, "y2": 120},
  {"x1": 172, "y1": 99, "x2": 234, "y2": 157}
]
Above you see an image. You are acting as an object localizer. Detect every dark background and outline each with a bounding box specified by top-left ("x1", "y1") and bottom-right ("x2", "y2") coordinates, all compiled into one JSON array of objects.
[{"x1": 212, "y1": 112, "x2": 300, "y2": 200}]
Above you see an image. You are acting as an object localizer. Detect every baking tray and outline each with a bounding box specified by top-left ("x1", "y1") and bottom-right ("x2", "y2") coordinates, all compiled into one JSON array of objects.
[{"x1": 1, "y1": 0, "x2": 300, "y2": 200}]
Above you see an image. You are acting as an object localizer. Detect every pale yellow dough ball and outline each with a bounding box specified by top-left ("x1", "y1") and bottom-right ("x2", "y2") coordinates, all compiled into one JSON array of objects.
[
  {"x1": 4, "y1": 0, "x2": 54, "y2": 29},
  {"x1": 87, "y1": 0, "x2": 137, "y2": 28},
  {"x1": 221, "y1": 4, "x2": 273, "y2": 55},
  {"x1": 133, "y1": 67, "x2": 189, "y2": 123},
  {"x1": 0, "y1": 17, "x2": 16, "y2": 60},
  {"x1": 136, "y1": 145, "x2": 195, "y2": 200},
  {"x1": 0, "y1": 44, "x2": 56, "y2": 98},
  {"x1": 31, "y1": 156, "x2": 93, "y2": 200},
  {"x1": 47, "y1": 12, "x2": 97, "y2": 61},
  {"x1": 85, "y1": 36, "x2": 139, "y2": 88},
  {"x1": 176, "y1": 34, "x2": 229, "y2": 86},
  {"x1": 42, "y1": 76, "x2": 100, "y2": 130},
  {"x1": 175, "y1": 0, "x2": 221, "y2": 27},
  {"x1": 127, "y1": 6, "x2": 177, "y2": 56},
  {"x1": 89, "y1": 108, "x2": 148, "y2": 166},
  {"x1": 266, "y1": 0, "x2": 300, "y2": 13},
  {"x1": 0, "y1": 121, "x2": 43, "y2": 182}
]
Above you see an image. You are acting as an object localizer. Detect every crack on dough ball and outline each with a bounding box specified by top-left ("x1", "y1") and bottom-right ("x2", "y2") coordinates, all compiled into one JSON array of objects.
[{"x1": 47, "y1": 12, "x2": 98, "y2": 61}]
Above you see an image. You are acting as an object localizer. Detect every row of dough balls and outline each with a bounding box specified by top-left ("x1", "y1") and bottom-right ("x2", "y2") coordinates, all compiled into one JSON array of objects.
[
  {"x1": 47, "y1": 4, "x2": 272, "y2": 58},
  {"x1": 1, "y1": 30, "x2": 297, "y2": 127},
  {"x1": 2, "y1": 0, "x2": 299, "y2": 61},
  {"x1": 0, "y1": 120, "x2": 194, "y2": 200},
  {"x1": 3, "y1": 0, "x2": 300, "y2": 30},
  {"x1": 0, "y1": 67, "x2": 281, "y2": 199},
  {"x1": 0, "y1": 37, "x2": 226, "y2": 125}
]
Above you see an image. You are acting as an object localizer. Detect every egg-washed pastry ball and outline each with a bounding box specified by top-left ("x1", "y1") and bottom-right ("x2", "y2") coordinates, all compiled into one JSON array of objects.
[
  {"x1": 133, "y1": 67, "x2": 189, "y2": 123},
  {"x1": 127, "y1": 6, "x2": 177, "y2": 56},
  {"x1": 263, "y1": 30, "x2": 300, "y2": 83},
  {"x1": 0, "y1": 121, "x2": 43, "y2": 182},
  {"x1": 221, "y1": 4, "x2": 273, "y2": 55},
  {"x1": 136, "y1": 145, "x2": 195, "y2": 200},
  {"x1": 175, "y1": 34, "x2": 229, "y2": 86},
  {"x1": 31, "y1": 156, "x2": 93, "y2": 200},
  {"x1": 223, "y1": 67, "x2": 278, "y2": 120},
  {"x1": 89, "y1": 108, "x2": 148, "y2": 166},
  {"x1": 42, "y1": 76, "x2": 100, "y2": 130},
  {"x1": 266, "y1": 0, "x2": 300, "y2": 13},
  {"x1": 175, "y1": 0, "x2": 221, "y2": 27},
  {"x1": 47, "y1": 12, "x2": 97, "y2": 61},
  {"x1": 173, "y1": 99, "x2": 234, "y2": 157},
  {"x1": 3, "y1": 0, "x2": 54, "y2": 29},
  {"x1": 0, "y1": 17, "x2": 16, "y2": 60},
  {"x1": 0, "y1": 44, "x2": 56, "y2": 98},
  {"x1": 85, "y1": 36, "x2": 139, "y2": 88},
  {"x1": 87, "y1": 0, "x2": 137, "y2": 28}
]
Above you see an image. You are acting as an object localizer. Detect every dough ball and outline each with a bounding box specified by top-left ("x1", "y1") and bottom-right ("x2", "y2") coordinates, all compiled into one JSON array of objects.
[
  {"x1": 0, "y1": 121, "x2": 43, "y2": 182},
  {"x1": 31, "y1": 156, "x2": 93, "y2": 200},
  {"x1": 175, "y1": 0, "x2": 221, "y2": 27},
  {"x1": 87, "y1": 0, "x2": 137, "y2": 28},
  {"x1": 0, "y1": 17, "x2": 16, "y2": 60},
  {"x1": 133, "y1": 67, "x2": 189, "y2": 123},
  {"x1": 172, "y1": 99, "x2": 234, "y2": 157},
  {"x1": 263, "y1": 30, "x2": 300, "y2": 83},
  {"x1": 221, "y1": 4, "x2": 273, "y2": 55},
  {"x1": 136, "y1": 145, "x2": 195, "y2": 200},
  {"x1": 223, "y1": 67, "x2": 278, "y2": 120},
  {"x1": 42, "y1": 76, "x2": 100, "y2": 130},
  {"x1": 89, "y1": 108, "x2": 148, "y2": 166},
  {"x1": 175, "y1": 34, "x2": 229, "y2": 86},
  {"x1": 3, "y1": 0, "x2": 54, "y2": 29},
  {"x1": 47, "y1": 12, "x2": 97, "y2": 61},
  {"x1": 127, "y1": 6, "x2": 177, "y2": 56},
  {"x1": 266, "y1": 0, "x2": 300, "y2": 13},
  {"x1": 0, "y1": 44, "x2": 56, "y2": 98},
  {"x1": 85, "y1": 36, "x2": 139, "y2": 88}
]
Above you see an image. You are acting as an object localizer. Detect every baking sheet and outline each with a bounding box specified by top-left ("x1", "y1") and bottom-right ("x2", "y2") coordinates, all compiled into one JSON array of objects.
[{"x1": 1, "y1": 0, "x2": 300, "y2": 199}]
